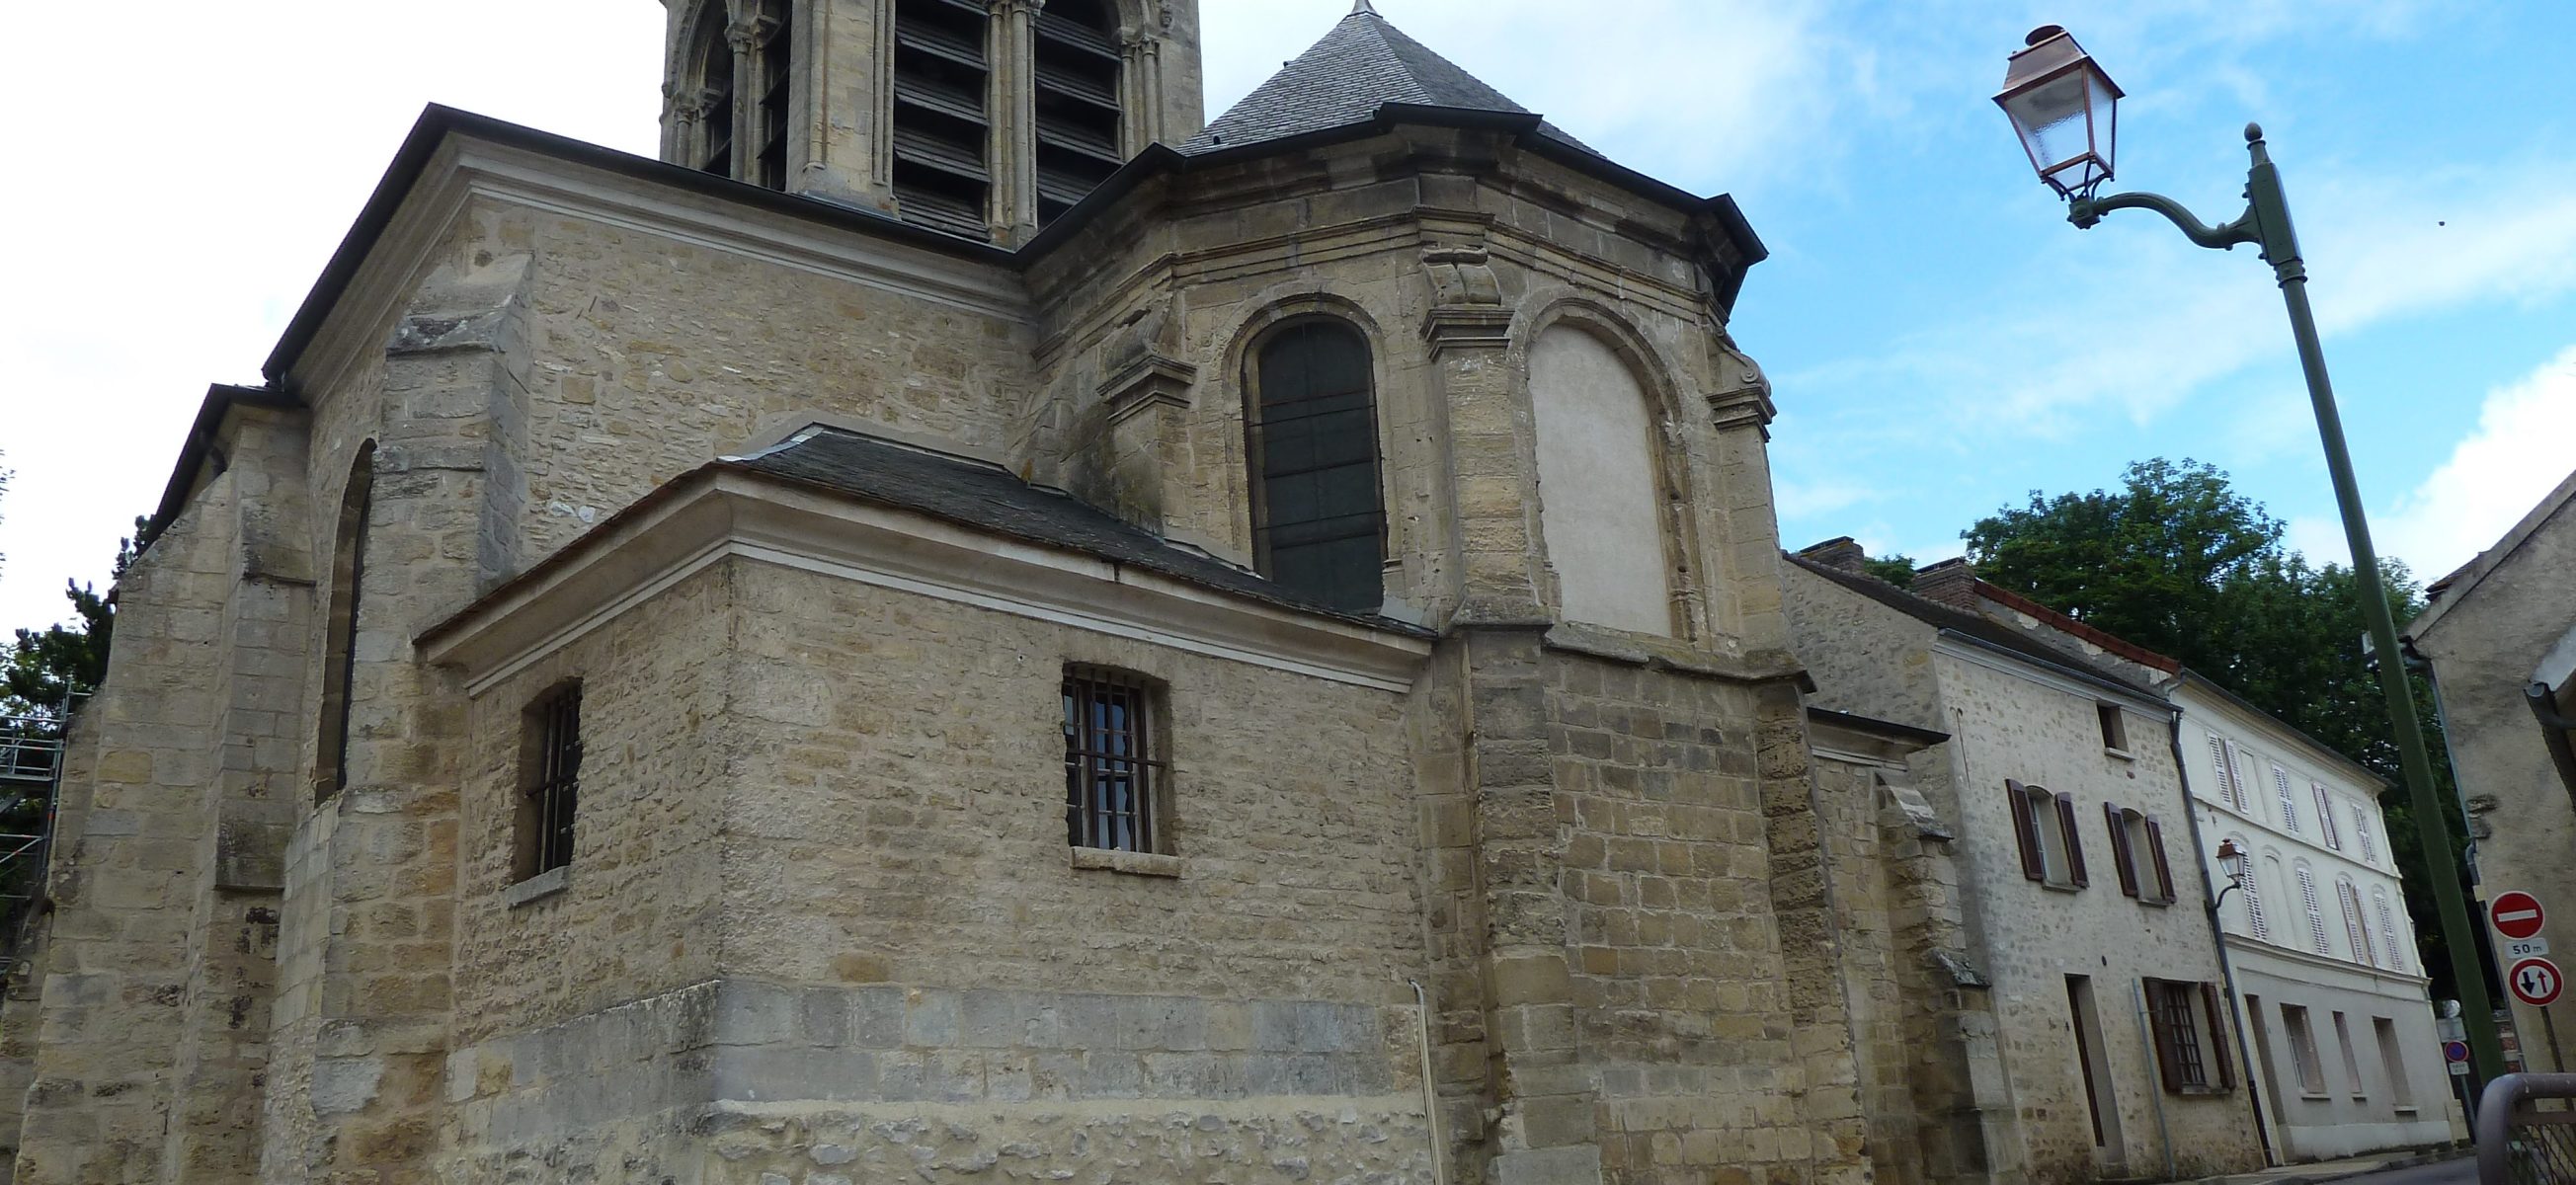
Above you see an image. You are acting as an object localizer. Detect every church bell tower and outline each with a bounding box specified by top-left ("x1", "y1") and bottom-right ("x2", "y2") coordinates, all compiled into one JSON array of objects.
[{"x1": 659, "y1": 0, "x2": 1204, "y2": 244}]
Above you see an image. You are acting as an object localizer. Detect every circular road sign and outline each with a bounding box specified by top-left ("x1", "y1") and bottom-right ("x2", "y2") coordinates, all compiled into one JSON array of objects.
[
  {"x1": 2494, "y1": 892, "x2": 2547, "y2": 940},
  {"x1": 2444, "y1": 1040, "x2": 2471, "y2": 1064},
  {"x1": 2510, "y1": 957, "x2": 2564, "y2": 1008}
]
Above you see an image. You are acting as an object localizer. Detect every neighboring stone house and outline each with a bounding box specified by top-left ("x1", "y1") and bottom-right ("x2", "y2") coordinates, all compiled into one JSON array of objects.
[
  {"x1": 2407, "y1": 466, "x2": 2576, "y2": 1075},
  {"x1": 0, "y1": 4, "x2": 2028, "y2": 1184},
  {"x1": 2173, "y1": 672, "x2": 2451, "y2": 1161},
  {"x1": 1784, "y1": 543, "x2": 2266, "y2": 1183}
]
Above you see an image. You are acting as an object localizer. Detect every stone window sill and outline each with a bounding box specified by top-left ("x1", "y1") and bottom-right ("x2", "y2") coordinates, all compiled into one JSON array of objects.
[
  {"x1": 2394, "y1": 1105, "x2": 2421, "y2": 1115},
  {"x1": 2300, "y1": 1091, "x2": 2334, "y2": 1102},
  {"x1": 2104, "y1": 747, "x2": 2136, "y2": 761},
  {"x1": 505, "y1": 865, "x2": 569, "y2": 908},
  {"x1": 2042, "y1": 881, "x2": 2085, "y2": 895},
  {"x1": 1071, "y1": 847, "x2": 1182, "y2": 878}
]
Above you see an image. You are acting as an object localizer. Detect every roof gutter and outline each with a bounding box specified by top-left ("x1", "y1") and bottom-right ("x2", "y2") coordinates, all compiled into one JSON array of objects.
[{"x1": 1936, "y1": 627, "x2": 2178, "y2": 714}]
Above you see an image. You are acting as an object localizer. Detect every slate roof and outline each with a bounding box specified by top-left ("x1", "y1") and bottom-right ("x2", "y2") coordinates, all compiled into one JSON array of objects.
[
  {"x1": 1185, "y1": 3, "x2": 1593, "y2": 154},
  {"x1": 733, "y1": 427, "x2": 1429, "y2": 635},
  {"x1": 1785, "y1": 553, "x2": 2172, "y2": 705}
]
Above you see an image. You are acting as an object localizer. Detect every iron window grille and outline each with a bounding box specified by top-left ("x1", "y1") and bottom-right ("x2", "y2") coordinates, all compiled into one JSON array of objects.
[
  {"x1": 520, "y1": 682, "x2": 582, "y2": 880},
  {"x1": 1063, "y1": 668, "x2": 1166, "y2": 853}
]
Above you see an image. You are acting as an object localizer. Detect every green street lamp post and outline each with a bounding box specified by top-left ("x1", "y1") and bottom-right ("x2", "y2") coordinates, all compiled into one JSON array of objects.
[{"x1": 1994, "y1": 25, "x2": 2508, "y2": 1092}]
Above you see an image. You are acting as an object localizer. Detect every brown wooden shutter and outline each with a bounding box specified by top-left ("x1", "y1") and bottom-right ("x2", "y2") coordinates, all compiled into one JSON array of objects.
[
  {"x1": 2056, "y1": 793, "x2": 2088, "y2": 888},
  {"x1": 2008, "y1": 779, "x2": 2045, "y2": 881},
  {"x1": 2146, "y1": 980, "x2": 2185, "y2": 1093},
  {"x1": 2106, "y1": 802, "x2": 2140, "y2": 897},
  {"x1": 2146, "y1": 819, "x2": 2176, "y2": 903},
  {"x1": 2202, "y1": 982, "x2": 2236, "y2": 1088}
]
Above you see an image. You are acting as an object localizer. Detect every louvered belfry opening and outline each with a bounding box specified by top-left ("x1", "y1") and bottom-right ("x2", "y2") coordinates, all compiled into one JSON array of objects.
[
  {"x1": 1032, "y1": 0, "x2": 1122, "y2": 224},
  {"x1": 1247, "y1": 320, "x2": 1386, "y2": 613},
  {"x1": 753, "y1": 0, "x2": 793, "y2": 190},
  {"x1": 891, "y1": 0, "x2": 993, "y2": 237}
]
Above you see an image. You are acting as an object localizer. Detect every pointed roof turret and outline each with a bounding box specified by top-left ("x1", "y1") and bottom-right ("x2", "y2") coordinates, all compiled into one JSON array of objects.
[{"x1": 1186, "y1": 5, "x2": 1591, "y2": 153}]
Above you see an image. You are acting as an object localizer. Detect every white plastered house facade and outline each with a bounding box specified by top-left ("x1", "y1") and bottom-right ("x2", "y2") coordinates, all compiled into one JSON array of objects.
[{"x1": 2177, "y1": 673, "x2": 2455, "y2": 1161}]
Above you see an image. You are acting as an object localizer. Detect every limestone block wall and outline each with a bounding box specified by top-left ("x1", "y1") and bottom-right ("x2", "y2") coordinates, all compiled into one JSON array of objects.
[
  {"x1": 12, "y1": 404, "x2": 315, "y2": 1185},
  {"x1": 437, "y1": 556, "x2": 1433, "y2": 1179}
]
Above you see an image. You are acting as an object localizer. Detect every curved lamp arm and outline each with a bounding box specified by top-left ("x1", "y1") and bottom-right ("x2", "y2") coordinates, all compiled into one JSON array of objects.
[{"x1": 2069, "y1": 190, "x2": 2261, "y2": 249}]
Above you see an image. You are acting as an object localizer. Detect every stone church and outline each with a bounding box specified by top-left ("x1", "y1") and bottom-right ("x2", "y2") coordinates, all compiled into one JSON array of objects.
[{"x1": 0, "y1": 2, "x2": 2032, "y2": 1183}]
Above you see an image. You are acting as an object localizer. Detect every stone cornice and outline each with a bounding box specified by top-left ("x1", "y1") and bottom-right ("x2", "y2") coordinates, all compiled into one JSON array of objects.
[{"x1": 419, "y1": 468, "x2": 1432, "y2": 697}]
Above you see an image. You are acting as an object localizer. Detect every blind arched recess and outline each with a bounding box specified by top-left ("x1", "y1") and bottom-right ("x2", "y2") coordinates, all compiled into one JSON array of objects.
[{"x1": 1247, "y1": 321, "x2": 1384, "y2": 613}]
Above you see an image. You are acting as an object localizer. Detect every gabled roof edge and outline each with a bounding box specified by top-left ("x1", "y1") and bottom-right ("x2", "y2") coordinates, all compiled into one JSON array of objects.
[{"x1": 2407, "y1": 465, "x2": 2576, "y2": 643}]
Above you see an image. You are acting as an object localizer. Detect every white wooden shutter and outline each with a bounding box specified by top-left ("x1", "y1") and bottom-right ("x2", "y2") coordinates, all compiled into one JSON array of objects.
[
  {"x1": 2338, "y1": 880, "x2": 2374, "y2": 964},
  {"x1": 2274, "y1": 764, "x2": 2300, "y2": 833},
  {"x1": 2312, "y1": 783, "x2": 2342, "y2": 850},
  {"x1": 2237, "y1": 847, "x2": 2270, "y2": 941},
  {"x1": 2374, "y1": 888, "x2": 2404, "y2": 972},
  {"x1": 2208, "y1": 733, "x2": 2241, "y2": 810},
  {"x1": 2297, "y1": 864, "x2": 2330, "y2": 953},
  {"x1": 2353, "y1": 805, "x2": 2377, "y2": 864}
]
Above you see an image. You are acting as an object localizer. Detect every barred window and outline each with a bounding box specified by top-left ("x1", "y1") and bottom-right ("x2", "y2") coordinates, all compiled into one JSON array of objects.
[
  {"x1": 2145, "y1": 978, "x2": 2234, "y2": 1094},
  {"x1": 516, "y1": 682, "x2": 582, "y2": 881},
  {"x1": 1063, "y1": 668, "x2": 1167, "y2": 853}
]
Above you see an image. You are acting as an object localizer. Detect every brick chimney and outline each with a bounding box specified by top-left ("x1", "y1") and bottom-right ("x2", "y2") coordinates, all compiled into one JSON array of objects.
[
  {"x1": 1798, "y1": 536, "x2": 1868, "y2": 574},
  {"x1": 1912, "y1": 558, "x2": 1979, "y2": 608}
]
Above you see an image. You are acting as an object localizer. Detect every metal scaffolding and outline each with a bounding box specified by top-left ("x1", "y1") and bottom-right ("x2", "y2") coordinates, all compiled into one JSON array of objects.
[{"x1": 0, "y1": 694, "x2": 80, "y2": 956}]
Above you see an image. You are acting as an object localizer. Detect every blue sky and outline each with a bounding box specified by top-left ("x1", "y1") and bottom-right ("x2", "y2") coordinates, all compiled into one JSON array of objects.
[{"x1": 2, "y1": 1, "x2": 2571, "y2": 633}]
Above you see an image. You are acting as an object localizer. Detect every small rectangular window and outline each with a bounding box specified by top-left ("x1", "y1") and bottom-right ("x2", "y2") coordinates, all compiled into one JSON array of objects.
[
  {"x1": 2098, "y1": 703, "x2": 2129, "y2": 752},
  {"x1": 1063, "y1": 667, "x2": 1167, "y2": 853},
  {"x1": 2284, "y1": 1004, "x2": 2327, "y2": 1096},
  {"x1": 2333, "y1": 1011, "x2": 2367, "y2": 1098},
  {"x1": 2374, "y1": 1017, "x2": 2415, "y2": 1108},
  {"x1": 517, "y1": 681, "x2": 582, "y2": 882}
]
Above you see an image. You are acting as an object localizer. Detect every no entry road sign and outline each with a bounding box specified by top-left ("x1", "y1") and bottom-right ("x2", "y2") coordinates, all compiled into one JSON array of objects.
[
  {"x1": 2493, "y1": 892, "x2": 2547, "y2": 941},
  {"x1": 2510, "y1": 956, "x2": 2564, "y2": 1008}
]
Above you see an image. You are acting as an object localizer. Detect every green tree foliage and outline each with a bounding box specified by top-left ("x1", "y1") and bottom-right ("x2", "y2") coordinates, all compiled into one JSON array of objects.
[
  {"x1": 1965, "y1": 459, "x2": 2481, "y2": 999},
  {"x1": 1863, "y1": 553, "x2": 1918, "y2": 589}
]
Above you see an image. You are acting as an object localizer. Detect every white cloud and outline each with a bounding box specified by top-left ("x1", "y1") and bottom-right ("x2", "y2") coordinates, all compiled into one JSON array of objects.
[{"x1": 2294, "y1": 346, "x2": 2576, "y2": 579}]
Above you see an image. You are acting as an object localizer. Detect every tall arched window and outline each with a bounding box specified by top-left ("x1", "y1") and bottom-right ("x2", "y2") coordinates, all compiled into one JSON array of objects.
[
  {"x1": 890, "y1": 0, "x2": 993, "y2": 235},
  {"x1": 315, "y1": 443, "x2": 375, "y2": 803},
  {"x1": 1246, "y1": 320, "x2": 1384, "y2": 613},
  {"x1": 683, "y1": 0, "x2": 794, "y2": 190},
  {"x1": 1529, "y1": 325, "x2": 1673, "y2": 636},
  {"x1": 684, "y1": 5, "x2": 737, "y2": 177},
  {"x1": 1032, "y1": 0, "x2": 1122, "y2": 224}
]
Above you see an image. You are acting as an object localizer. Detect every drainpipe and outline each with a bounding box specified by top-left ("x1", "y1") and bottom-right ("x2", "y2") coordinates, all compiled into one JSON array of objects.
[
  {"x1": 2167, "y1": 715, "x2": 2280, "y2": 1167},
  {"x1": 1409, "y1": 980, "x2": 1447, "y2": 1185},
  {"x1": 2133, "y1": 981, "x2": 2178, "y2": 1180}
]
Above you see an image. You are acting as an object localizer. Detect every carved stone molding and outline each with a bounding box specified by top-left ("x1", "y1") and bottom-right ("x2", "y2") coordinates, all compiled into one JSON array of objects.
[
  {"x1": 1101, "y1": 354, "x2": 1197, "y2": 427},
  {"x1": 1707, "y1": 333, "x2": 1775, "y2": 434},
  {"x1": 1420, "y1": 245, "x2": 1511, "y2": 356}
]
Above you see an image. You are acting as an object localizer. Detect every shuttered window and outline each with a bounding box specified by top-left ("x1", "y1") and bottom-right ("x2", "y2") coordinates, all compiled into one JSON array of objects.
[
  {"x1": 2353, "y1": 804, "x2": 2378, "y2": 864},
  {"x1": 685, "y1": 7, "x2": 737, "y2": 177},
  {"x1": 752, "y1": 0, "x2": 793, "y2": 191},
  {"x1": 1248, "y1": 321, "x2": 1384, "y2": 613},
  {"x1": 2208, "y1": 733, "x2": 2245, "y2": 812},
  {"x1": 2233, "y1": 842, "x2": 2270, "y2": 940},
  {"x1": 2338, "y1": 878, "x2": 2376, "y2": 967},
  {"x1": 2104, "y1": 804, "x2": 2174, "y2": 904},
  {"x1": 2285, "y1": 1004, "x2": 2327, "y2": 1095},
  {"x1": 2373, "y1": 887, "x2": 2405, "y2": 973},
  {"x1": 2010, "y1": 780, "x2": 2086, "y2": 890},
  {"x1": 2296, "y1": 862, "x2": 2331, "y2": 953},
  {"x1": 2272, "y1": 763, "x2": 2300, "y2": 833},
  {"x1": 2145, "y1": 979, "x2": 2235, "y2": 1093},
  {"x1": 2312, "y1": 783, "x2": 2343, "y2": 850}
]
